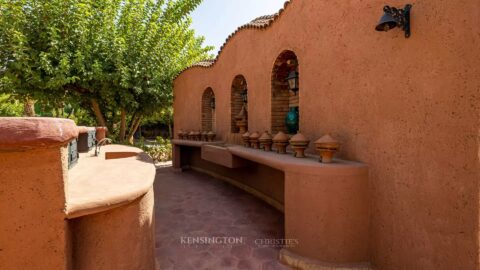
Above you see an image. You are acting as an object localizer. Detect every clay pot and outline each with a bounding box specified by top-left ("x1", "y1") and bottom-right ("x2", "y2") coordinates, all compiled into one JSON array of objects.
[
  {"x1": 95, "y1": 126, "x2": 108, "y2": 141},
  {"x1": 201, "y1": 131, "x2": 209, "y2": 141},
  {"x1": 195, "y1": 131, "x2": 202, "y2": 141},
  {"x1": 249, "y1": 131, "x2": 260, "y2": 149},
  {"x1": 178, "y1": 130, "x2": 185, "y2": 140},
  {"x1": 289, "y1": 131, "x2": 310, "y2": 158},
  {"x1": 235, "y1": 105, "x2": 248, "y2": 134},
  {"x1": 242, "y1": 131, "x2": 251, "y2": 147},
  {"x1": 314, "y1": 134, "x2": 340, "y2": 163},
  {"x1": 259, "y1": 131, "x2": 273, "y2": 151},
  {"x1": 236, "y1": 119, "x2": 248, "y2": 134},
  {"x1": 207, "y1": 131, "x2": 216, "y2": 142},
  {"x1": 273, "y1": 131, "x2": 289, "y2": 154},
  {"x1": 188, "y1": 131, "x2": 195, "y2": 140}
]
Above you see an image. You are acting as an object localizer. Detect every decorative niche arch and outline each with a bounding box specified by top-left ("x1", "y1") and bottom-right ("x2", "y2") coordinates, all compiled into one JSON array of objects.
[
  {"x1": 201, "y1": 87, "x2": 216, "y2": 132},
  {"x1": 271, "y1": 50, "x2": 299, "y2": 134},
  {"x1": 231, "y1": 75, "x2": 248, "y2": 133}
]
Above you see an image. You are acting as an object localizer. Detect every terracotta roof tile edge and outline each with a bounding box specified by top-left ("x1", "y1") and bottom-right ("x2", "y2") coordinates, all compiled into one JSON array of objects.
[
  {"x1": 0, "y1": 117, "x2": 79, "y2": 152},
  {"x1": 174, "y1": 0, "x2": 293, "y2": 79}
]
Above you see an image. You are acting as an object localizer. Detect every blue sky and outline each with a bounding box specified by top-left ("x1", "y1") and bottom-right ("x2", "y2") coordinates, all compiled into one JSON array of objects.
[{"x1": 191, "y1": 0, "x2": 286, "y2": 53}]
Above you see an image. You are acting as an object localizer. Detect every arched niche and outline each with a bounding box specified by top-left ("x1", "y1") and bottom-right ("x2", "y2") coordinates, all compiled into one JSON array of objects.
[
  {"x1": 271, "y1": 50, "x2": 299, "y2": 134},
  {"x1": 231, "y1": 75, "x2": 248, "y2": 133},
  {"x1": 201, "y1": 87, "x2": 216, "y2": 132}
]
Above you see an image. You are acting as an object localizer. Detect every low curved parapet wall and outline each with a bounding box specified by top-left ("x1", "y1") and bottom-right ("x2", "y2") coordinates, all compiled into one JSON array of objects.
[{"x1": 67, "y1": 145, "x2": 156, "y2": 270}]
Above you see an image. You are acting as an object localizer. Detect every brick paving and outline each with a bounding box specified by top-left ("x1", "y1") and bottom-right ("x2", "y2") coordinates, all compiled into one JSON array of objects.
[{"x1": 154, "y1": 167, "x2": 291, "y2": 270}]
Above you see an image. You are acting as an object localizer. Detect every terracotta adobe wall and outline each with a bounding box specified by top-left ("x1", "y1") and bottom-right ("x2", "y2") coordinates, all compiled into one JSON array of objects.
[{"x1": 174, "y1": 0, "x2": 480, "y2": 269}]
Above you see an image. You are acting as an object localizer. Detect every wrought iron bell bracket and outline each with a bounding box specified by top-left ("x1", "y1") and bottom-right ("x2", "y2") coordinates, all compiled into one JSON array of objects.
[{"x1": 383, "y1": 4, "x2": 412, "y2": 38}]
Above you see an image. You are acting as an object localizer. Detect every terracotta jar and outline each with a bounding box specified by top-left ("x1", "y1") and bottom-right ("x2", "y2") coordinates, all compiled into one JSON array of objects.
[
  {"x1": 195, "y1": 131, "x2": 203, "y2": 141},
  {"x1": 188, "y1": 131, "x2": 195, "y2": 140},
  {"x1": 249, "y1": 131, "x2": 260, "y2": 149},
  {"x1": 259, "y1": 131, "x2": 273, "y2": 151},
  {"x1": 290, "y1": 131, "x2": 310, "y2": 158},
  {"x1": 236, "y1": 120, "x2": 247, "y2": 134},
  {"x1": 178, "y1": 130, "x2": 185, "y2": 140},
  {"x1": 207, "y1": 131, "x2": 216, "y2": 142},
  {"x1": 314, "y1": 134, "x2": 340, "y2": 163},
  {"x1": 201, "y1": 131, "x2": 209, "y2": 141},
  {"x1": 235, "y1": 105, "x2": 248, "y2": 134},
  {"x1": 273, "y1": 131, "x2": 289, "y2": 154},
  {"x1": 242, "y1": 131, "x2": 251, "y2": 147},
  {"x1": 96, "y1": 126, "x2": 108, "y2": 141}
]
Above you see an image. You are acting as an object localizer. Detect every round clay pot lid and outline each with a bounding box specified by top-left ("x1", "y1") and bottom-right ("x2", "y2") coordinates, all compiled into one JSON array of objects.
[
  {"x1": 249, "y1": 131, "x2": 260, "y2": 139},
  {"x1": 259, "y1": 131, "x2": 272, "y2": 141},
  {"x1": 242, "y1": 131, "x2": 250, "y2": 138},
  {"x1": 273, "y1": 131, "x2": 289, "y2": 142},
  {"x1": 290, "y1": 131, "x2": 309, "y2": 143},
  {"x1": 207, "y1": 131, "x2": 215, "y2": 135},
  {"x1": 188, "y1": 131, "x2": 195, "y2": 135},
  {"x1": 315, "y1": 134, "x2": 339, "y2": 144}
]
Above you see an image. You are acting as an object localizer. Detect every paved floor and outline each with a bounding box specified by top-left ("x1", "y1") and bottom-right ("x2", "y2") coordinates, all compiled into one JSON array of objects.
[{"x1": 154, "y1": 167, "x2": 291, "y2": 270}]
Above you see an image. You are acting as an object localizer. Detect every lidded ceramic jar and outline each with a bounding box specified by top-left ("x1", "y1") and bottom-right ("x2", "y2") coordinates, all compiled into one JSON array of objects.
[
  {"x1": 207, "y1": 131, "x2": 216, "y2": 142},
  {"x1": 201, "y1": 131, "x2": 209, "y2": 141},
  {"x1": 273, "y1": 131, "x2": 289, "y2": 154},
  {"x1": 289, "y1": 131, "x2": 310, "y2": 158},
  {"x1": 314, "y1": 134, "x2": 340, "y2": 163},
  {"x1": 249, "y1": 131, "x2": 260, "y2": 149},
  {"x1": 178, "y1": 130, "x2": 185, "y2": 140},
  {"x1": 242, "y1": 131, "x2": 251, "y2": 147},
  {"x1": 188, "y1": 131, "x2": 195, "y2": 140},
  {"x1": 285, "y1": 107, "x2": 299, "y2": 135},
  {"x1": 235, "y1": 105, "x2": 248, "y2": 134},
  {"x1": 192, "y1": 130, "x2": 200, "y2": 141},
  {"x1": 259, "y1": 131, "x2": 273, "y2": 151}
]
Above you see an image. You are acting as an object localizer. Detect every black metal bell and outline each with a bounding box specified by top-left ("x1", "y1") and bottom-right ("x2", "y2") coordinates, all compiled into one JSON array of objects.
[{"x1": 375, "y1": 12, "x2": 397, "y2": 32}]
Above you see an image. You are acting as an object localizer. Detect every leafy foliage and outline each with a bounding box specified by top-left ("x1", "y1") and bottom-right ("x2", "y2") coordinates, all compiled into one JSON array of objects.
[
  {"x1": 0, "y1": 0, "x2": 213, "y2": 141},
  {"x1": 0, "y1": 94, "x2": 23, "y2": 116},
  {"x1": 136, "y1": 136, "x2": 173, "y2": 162}
]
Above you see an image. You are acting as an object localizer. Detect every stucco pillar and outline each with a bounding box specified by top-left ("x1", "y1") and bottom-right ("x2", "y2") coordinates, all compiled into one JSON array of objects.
[
  {"x1": 173, "y1": 144, "x2": 182, "y2": 170},
  {"x1": 0, "y1": 117, "x2": 78, "y2": 270}
]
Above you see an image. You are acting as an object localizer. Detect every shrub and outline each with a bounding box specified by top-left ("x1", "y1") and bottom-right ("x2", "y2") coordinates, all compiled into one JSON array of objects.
[{"x1": 136, "y1": 137, "x2": 172, "y2": 163}]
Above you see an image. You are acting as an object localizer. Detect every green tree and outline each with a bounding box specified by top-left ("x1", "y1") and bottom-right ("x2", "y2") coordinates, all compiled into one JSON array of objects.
[{"x1": 0, "y1": 0, "x2": 213, "y2": 142}]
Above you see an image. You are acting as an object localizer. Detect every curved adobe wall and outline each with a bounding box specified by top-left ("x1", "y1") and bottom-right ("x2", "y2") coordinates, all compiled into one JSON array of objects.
[{"x1": 174, "y1": 1, "x2": 480, "y2": 269}]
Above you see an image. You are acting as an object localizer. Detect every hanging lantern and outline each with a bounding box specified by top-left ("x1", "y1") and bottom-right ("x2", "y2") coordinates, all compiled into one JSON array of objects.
[{"x1": 286, "y1": 70, "x2": 299, "y2": 95}]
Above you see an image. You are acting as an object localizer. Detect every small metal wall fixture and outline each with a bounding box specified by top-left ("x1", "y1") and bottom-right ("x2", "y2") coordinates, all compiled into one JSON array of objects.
[
  {"x1": 375, "y1": 4, "x2": 412, "y2": 38},
  {"x1": 68, "y1": 139, "x2": 79, "y2": 169}
]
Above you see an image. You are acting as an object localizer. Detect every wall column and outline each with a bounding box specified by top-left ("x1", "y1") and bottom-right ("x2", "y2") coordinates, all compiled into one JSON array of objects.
[{"x1": 0, "y1": 117, "x2": 78, "y2": 270}]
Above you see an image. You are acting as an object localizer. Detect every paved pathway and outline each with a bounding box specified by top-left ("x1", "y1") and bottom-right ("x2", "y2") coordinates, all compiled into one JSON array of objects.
[{"x1": 154, "y1": 167, "x2": 291, "y2": 270}]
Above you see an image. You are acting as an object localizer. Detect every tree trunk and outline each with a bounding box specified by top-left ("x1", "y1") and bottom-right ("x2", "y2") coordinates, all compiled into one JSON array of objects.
[
  {"x1": 119, "y1": 108, "x2": 127, "y2": 142},
  {"x1": 168, "y1": 121, "x2": 173, "y2": 139},
  {"x1": 127, "y1": 115, "x2": 142, "y2": 145},
  {"x1": 90, "y1": 99, "x2": 106, "y2": 127},
  {"x1": 23, "y1": 98, "x2": 35, "y2": 117}
]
